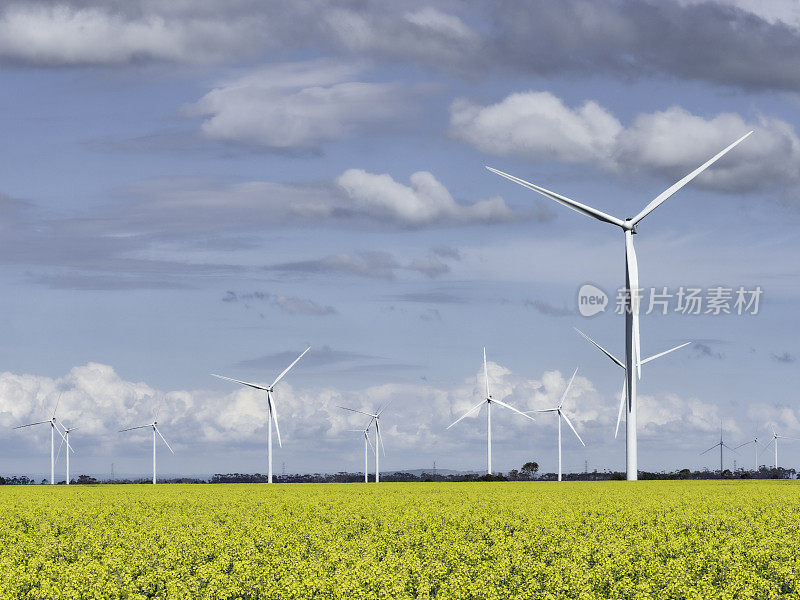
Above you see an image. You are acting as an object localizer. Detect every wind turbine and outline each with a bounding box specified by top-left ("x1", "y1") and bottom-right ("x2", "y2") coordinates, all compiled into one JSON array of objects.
[
  {"x1": 348, "y1": 426, "x2": 374, "y2": 483},
  {"x1": 447, "y1": 348, "x2": 535, "y2": 475},
  {"x1": 339, "y1": 402, "x2": 390, "y2": 482},
  {"x1": 734, "y1": 435, "x2": 760, "y2": 472},
  {"x1": 529, "y1": 366, "x2": 585, "y2": 482},
  {"x1": 487, "y1": 131, "x2": 752, "y2": 480},
  {"x1": 213, "y1": 347, "x2": 310, "y2": 483},
  {"x1": 762, "y1": 426, "x2": 799, "y2": 470},
  {"x1": 13, "y1": 394, "x2": 69, "y2": 485},
  {"x1": 119, "y1": 420, "x2": 174, "y2": 484},
  {"x1": 700, "y1": 426, "x2": 737, "y2": 472},
  {"x1": 55, "y1": 423, "x2": 77, "y2": 484}
]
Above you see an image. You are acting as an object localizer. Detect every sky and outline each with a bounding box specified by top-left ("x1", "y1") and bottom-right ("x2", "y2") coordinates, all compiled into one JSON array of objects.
[{"x1": 1, "y1": 0, "x2": 799, "y2": 480}]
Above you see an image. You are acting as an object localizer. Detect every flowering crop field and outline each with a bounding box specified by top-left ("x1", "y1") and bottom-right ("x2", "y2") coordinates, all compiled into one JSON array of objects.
[{"x1": 1, "y1": 481, "x2": 799, "y2": 599}]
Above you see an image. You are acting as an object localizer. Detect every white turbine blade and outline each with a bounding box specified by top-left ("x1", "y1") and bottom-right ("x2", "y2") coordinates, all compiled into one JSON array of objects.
[
  {"x1": 55, "y1": 434, "x2": 66, "y2": 464},
  {"x1": 338, "y1": 406, "x2": 375, "y2": 418},
  {"x1": 492, "y1": 398, "x2": 535, "y2": 421},
  {"x1": 268, "y1": 390, "x2": 282, "y2": 448},
  {"x1": 770, "y1": 424, "x2": 777, "y2": 437},
  {"x1": 625, "y1": 234, "x2": 641, "y2": 379},
  {"x1": 615, "y1": 378, "x2": 626, "y2": 439},
  {"x1": 777, "y1": 436, "x2": 800, "y2": 442},
  {"x1": 270, "y1": 346, "x2": 311, "y2": 389},
  {"x1": 447, "y1": 399, "x2": 486, "y2": 429},
  {"x1": 483, "y1": 347, "x2": 490, "y2": 399},
  {"x1": 486, "y1": 167, "x2": 625, "y2": 227},
  {"x1": 14, "y1": 420, "x2": 50, "y2": 429},
  {"x1": 721, "y1": 442, "x2": 739, "y2": 453},
  {"x1": 119, "y1": 424, "x2": 151, "y2": 432},
  {"x1": 574, "y1": 328, "x2": 624, "y2": 369},
  {"x1": 560, "y1": 411, "x2": 585, "y2": 447},
  {"x1": 530, "y1": 408, "x2": 558, "y2": 413},
  {"x1": 376, "y1": 401, "x2": 392, "y2": 417},
  {"x1": 733, "y1": 440, "x2": 752, "y2": 450},
  {"x1": 639, "y1": 342, "x2": 692, "y2": 366},
  {"x1": 212, "y1": 374, "x2": 269, "y2": 391},
  {"x1": 51, "y1": 392, "x2": 63, "y2": 419},
  {"x1": 154, "y1": 426, "x2": 175, "y2": 454},
  {"x1": 631, "y1": 131, "x2": 753, "y2": 226},
  {"x1": 557, "y1": 367, "x2": 579, "y2": 409},
  {"x1": 762, "y1": 438, "x2": 775, "y2": 450},
  {"x1": 376, "y1": 421, "x2": 386, "y2": 456},
  {"x1": 700, "y1": 443, "x2": 720, "y2": 456}
]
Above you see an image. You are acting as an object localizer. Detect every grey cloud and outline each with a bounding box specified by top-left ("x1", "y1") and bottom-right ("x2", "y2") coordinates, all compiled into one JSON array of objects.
[
  {"x1": 524, "y1": 299, "x2": 572, "y2": 317},
  {"x1": 431, "y1": 245, "x2": 461, "y2": 260},
  {"x1": 267, "y1": 252, "x2": 400, "y2": 280},
  {"x1": 221, "y1": 291, "x2": 336, "y2": 315},
  {"x1": 385, "y1": 291, "x2": 466, "y2": 304},
  {"x1": 691, "y1": 343, "x2": 726, "y2": 360},
  {"x1": 771, "y1": 351, "x2": 796, "y2": 364},
  {"x1": 235, "y1": 346, "x2": 380, "y2": 371},
  {"x1": 407, "y1": 257, "x2": 449, "y2": 278}
]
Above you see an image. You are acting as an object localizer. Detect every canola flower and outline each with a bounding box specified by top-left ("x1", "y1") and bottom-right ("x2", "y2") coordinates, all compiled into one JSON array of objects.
[{"x1": 0, "y1": 480, "x2": 798, "y2": 599}]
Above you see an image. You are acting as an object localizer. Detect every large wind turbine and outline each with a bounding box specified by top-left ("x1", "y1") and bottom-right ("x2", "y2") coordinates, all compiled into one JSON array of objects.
[
  {"x1": 348, "y1": 426, "x2": 374, "y2": 483},
  {"x1": 339, "y1": 403, "x2": 389, "y2": 482},
  {"x1": 213, "y1": 347, "x2": 310, "y2": 483},
  {"x1": 13, "y1": 395, "x2": 69, "y2": 485},
  {"x1": 762, "y1": 426, "x2": 799, "y2": 470},
  {"x1": 488, "y1": 131, "x2": 752, "y2": 480},
  {"x1": 700, "y1": 426, "x2": 737, "y2": 472},
  {"x1": 447, "y1": 348, "x2": 534, "y2": 475},
  {"x1": 120, "y1": 420, "x2": 174, "y2": 484},
  {"x1": 734, "y1": 435, "x2": 760, "y2": 472},
  {"x1": 530, "y1": 367, "x2": 585, "y2": 482}
]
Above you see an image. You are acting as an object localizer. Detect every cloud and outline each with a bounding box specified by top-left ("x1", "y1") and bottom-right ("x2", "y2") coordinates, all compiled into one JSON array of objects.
[
  {"x1": 267, "y1": 251, "x2": 400, "y2": 280},
  {"x1": 336, "y1": 169, "x2": 514, "y2": 225},
  {"x1": 385, "y1": 292, "x2": 466, "y2": 304},
  {"x1": 431, "y1": 245, "x2": 461, "y2": 260},
  {"x1": 184, "y1": 60, "x2": 408, "y2": 151},
  {"x1": 771, "y1": 351, "x2": 796, "y2": 363},
  {"x1": 407, "y1": 256, "x2": 449, "y2": 278},
  {"x1": 221, "y1": 291, "x2": 336, "y2": 316},
  {"x1": 524, "y1": 299, "x2": 573, "y2": 317},
  {"x1": 451, "y1": 91, "x2": 800, "y2": 194},
  {"x1": 691, "y1": 343, "x2": 726, "y2": 360}
]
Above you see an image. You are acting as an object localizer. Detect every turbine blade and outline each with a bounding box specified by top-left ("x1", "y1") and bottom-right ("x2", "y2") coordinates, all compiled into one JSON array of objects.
[
  {"x1": 447, "y1": 399, "x2": 486, "y2": 429},
  {"x1": 365, "y1": 431, "x2": 375, "y2": 453},
  {"x1": 337, "y1": 406, "x2": 375, "y2": 418},
  {"x1": 154, "y1": 426, "x2": 175, "y2": 454},
  {"x1": 721, "y1": 442, "x2": 739, "y2": 454},
  {"x1": 268, "y1": 390, "x2": 282, "y2": 448},
  {"x1": 560, "y1": 411, "x2": 585, "y2": 446},
  {"x1": 52, "y1": 392, "x2": 63, "y2": 419},
  {"x1": 13, "y1": 421, "x2": 50, "y2": 429},
  {"x1": 639, "y1": 342, "x2": 692, "y2": 366},
  {"x1": 700, "y1": 443, "x2": 720, "y2": 455},
  {"x1": 376, "y1": 421, "x2": 386, "y2": 456},
  {"x1": 733, "y1": 441, "x2": 752, "y2": 450},
  {"x1": 529, "y1": 408, "x2": 558, "y2": 413},
  {"x1": 211, "y1": 374, "x2": 269, "y2": 391},
  {"x1": 483, "y1": 347, "x2": 490, "y2": 399},
  {"x1": 574, "y1": 328, "x2": 624, "y2": 369},
  {"x1": 631, "y1": 131, "x2": 753, "y2": 226},
  {"x1": 558, "y1": 367, "x2": 579, "y2": 409},
  {"x1": 119, "y1": 424, "x2": 151, "y2": 432},
  {"x1": 55, "y1": 434, "x2": 66, "y2": 464},
  {"x1": 777, "y1": 436, "x2": 800, "y2": 442},
  {"x1": 492, "y1": 398, "x2": 535, "y2": 421},
  {"x1": 486, "y1": 166, "x2": 625, "y2": 227},
  {"x1": 270, "y1": 346, "x2": 311, "y2": 389},
  {"x1": 762, "y1": 438, "x2": 775, "y2": 450},
  {"x1": 376, "y1": 401, "x2": 392, "y2": 417},
  {"x1": 615, "y1": 378, "x2": 626, "y2": 439},
  {"x1": 625, "y1": 234, "x2": 641, "y2": 379}
]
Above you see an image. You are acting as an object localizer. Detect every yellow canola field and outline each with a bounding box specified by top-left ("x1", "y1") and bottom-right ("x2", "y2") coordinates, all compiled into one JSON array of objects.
[{"x1": 1, "y1": 480, "x2": 799, "y2": 599}]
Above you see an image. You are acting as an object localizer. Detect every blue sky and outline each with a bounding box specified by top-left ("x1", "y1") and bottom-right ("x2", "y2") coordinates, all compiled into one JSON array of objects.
[{"x1": 1, "y1": 0, "x2": 799, "y2": 480}]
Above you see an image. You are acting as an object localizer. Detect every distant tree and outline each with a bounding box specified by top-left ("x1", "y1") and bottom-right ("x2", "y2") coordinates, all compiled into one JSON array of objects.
[
  {"x1": 521, "y1": 462, "x2": 539, "y2": 478},
  {"x1": 508, "y1": 469, "x2": 519, "y2": 480},
  {"x1": 76, "y1": 475, "x2": 98, "y2": 485}
]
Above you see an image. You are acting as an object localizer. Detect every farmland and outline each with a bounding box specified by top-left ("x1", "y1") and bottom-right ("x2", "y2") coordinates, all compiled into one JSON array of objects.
[{"x1": 1, "y1": 481, "x2": 798, "y2": 599}]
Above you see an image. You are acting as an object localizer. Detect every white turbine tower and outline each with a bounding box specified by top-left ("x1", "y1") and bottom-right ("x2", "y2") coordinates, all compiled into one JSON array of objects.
[
  {"x1": 447, "y1": 348, "x2": 535, "y2": 475},
  {"x1": 348, "y1": 426, "x2": 374, "y2": 483},
  {"x1": 14, "y1": 395, "x2": 69, "y2": 485},
  {"x1": 55, "y1": 423, "x2": 77, "y2": 484},
  {"x1": 763, "y1": 426, "x2": 799, "y2": 470},
  {"x1": 120, "y1": 420, "x2": 174, "y2": 484},
  {"x1": 734, "y1": 435, "x2": 760, "y2": 472},
  {"x1": 338, "y1": 403, "x2": 390, "y2": 482},
  {"x1": 213, "y1": 347, "x2": 310, "y2": 484},
  {"x1": 487, "y1": 131, "x2": 752, "y2": 480},
  {"x1": 530, "y1": 367, "x2": 585, "y2": 482}
]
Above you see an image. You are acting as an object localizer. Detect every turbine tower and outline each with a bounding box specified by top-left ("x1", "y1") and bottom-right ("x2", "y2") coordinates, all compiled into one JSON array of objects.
[
  {"x1": 700, "y1": 426, "x2": 737, "y2": 472},
  {"x1": 339, "y1": 403, "x2": 390, "y2": 482},
  {"x1": 487, "y1": 132, "x2": 752, "y2": 480},
  {"x1": 530, "y1": 367, "x2": 585, "y2": 481},
  {"x1": 13, "y1": 395, "x2": 69, "y2": 485},
  {"x1": 120, "y1": 420, "x2": 174, "y2": 484},
  {"x1": 734, "y1": 435, "x2": 760, "y2": 472},
  {"x1": 213, "y1": 347, "x2": 310, "y2": 483},
  {"x1": 447, "y1": 348, "x2": 534, "y2": 475},
  {"x1": 55, "y1": 423, "x2": 77, "y2": 484},
  {"x1": 349, "y1": 426, "x2": 374, "y2": 483},
  {"x1": 763, "y1": 426, "x2": 799, "y2": 470}
]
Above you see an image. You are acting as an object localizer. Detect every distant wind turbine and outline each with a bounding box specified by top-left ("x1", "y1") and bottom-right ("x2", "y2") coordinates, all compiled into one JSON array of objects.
[
  {"x1": 447, "y1": 348, "x2": 534, "y2": 475},
  {"x1": 734, "y1": 435, "x2": 760, "y2": 472},
  {"x1": 529, "y1": 366, "x2": 585, "y2": 482},
  {"x1": 700, "y1": 426, "x2": 737, "y2": 472},
  {"x1": 13, "y1": 394, "x2": 69, "y2": 485},
  {"x1": 55, "y1": 423, "x2": 77, "y2": 484},
  {"x1": 119, "y1": 420, "x2": 174, "y2": 484},
  {"x1": 213, "y1": 347, "x2": 310, "y2": 483},
  {"x1": 488, "y1": 132, "x2": 752, "y2": 480},
  {"x1": 348, "y1": 426, "x2": 374, "y2": 483},
  {"x1": 339, "y1": 402, "x2": 390, "y2": 482},
  {"x1": 762, "y1": 425, "x2": 799, "y2": 470}
]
